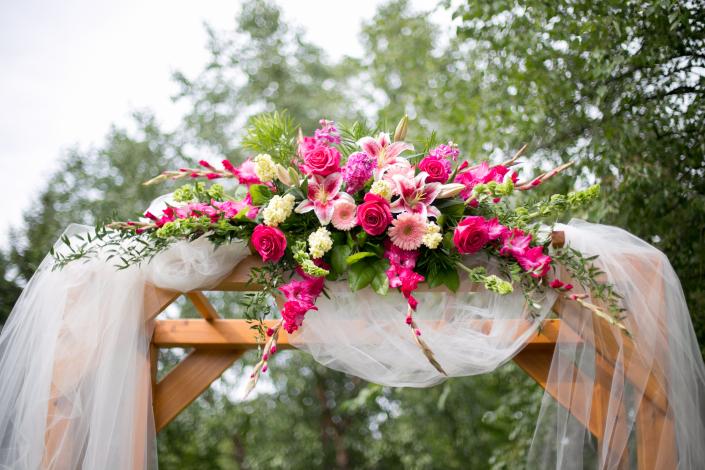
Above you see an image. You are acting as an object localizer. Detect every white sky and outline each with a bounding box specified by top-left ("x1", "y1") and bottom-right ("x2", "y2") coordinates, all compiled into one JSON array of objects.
[{"x1": 0, "y1": 0, "x2": 441, "y2": 246}]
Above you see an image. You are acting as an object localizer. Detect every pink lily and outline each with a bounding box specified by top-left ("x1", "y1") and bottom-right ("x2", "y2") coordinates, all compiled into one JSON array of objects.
[
  {"x1": 358, "y1": 132, "x2": 414, "y2": 172},
  {"x1": 295, "y1": 172, "x2": 346, "y2": 225},
  {"x1": 390, "y1": 172, "x2": 441, "y2": 218}
]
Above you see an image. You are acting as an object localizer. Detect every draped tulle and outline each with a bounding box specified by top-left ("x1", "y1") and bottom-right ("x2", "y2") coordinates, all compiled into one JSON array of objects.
[
  {"x1": 1, "y1": 219, "x2": 704, "y2": 469},
  {"x1": 0, "y1": 225, "x2": 249, "y2": 470}
]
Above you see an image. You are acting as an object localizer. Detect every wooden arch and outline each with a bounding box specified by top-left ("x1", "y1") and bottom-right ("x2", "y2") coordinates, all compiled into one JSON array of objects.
[{"x1": 72, "y1": 231, "x2": 677, "y2": 469}]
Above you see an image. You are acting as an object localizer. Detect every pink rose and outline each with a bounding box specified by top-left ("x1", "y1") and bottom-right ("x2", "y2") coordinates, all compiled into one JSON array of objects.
[
  {"x1": 418, "y1": 156, "x2": 451, "y2": 183},
  {"x1": 300, "y1": 144, "x2": 341, "y2": 176},
  {"x1": 251, "y1": 225, "x2": 287, "y2": 262},
  {"x1": 357, "y1": 193, "x2": 392, "y2": 236},
  {"x1": 453, "y1": 216, "x2": 490, "y2": 254}
]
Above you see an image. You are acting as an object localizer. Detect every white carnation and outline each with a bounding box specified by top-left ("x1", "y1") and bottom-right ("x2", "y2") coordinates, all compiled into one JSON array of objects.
[{"x1": 308, "y1": 227, "x2": 333, "y2": 259}]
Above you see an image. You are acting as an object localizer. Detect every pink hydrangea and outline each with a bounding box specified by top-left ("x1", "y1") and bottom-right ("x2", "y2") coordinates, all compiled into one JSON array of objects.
[{"x1": 342, "y1": 152, "x2": 376, "y2": 193}]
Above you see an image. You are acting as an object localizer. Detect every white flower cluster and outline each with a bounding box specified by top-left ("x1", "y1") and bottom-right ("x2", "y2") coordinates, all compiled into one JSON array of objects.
[
  {"x1": 308, "y1": 226, "x2": 333, "y2": 259},
  {"x1": 370, "y1": 180, "x2": 393, "y2": 200},
  {"x1": 422, "y1": 221, "x2": 443, "y2": 249},
  {"x1": 262, "y1": 194, "x2": 295, "y2": 227},
  {"x1": 253, "y1": 153, "x2": 277, "y2": 182}
]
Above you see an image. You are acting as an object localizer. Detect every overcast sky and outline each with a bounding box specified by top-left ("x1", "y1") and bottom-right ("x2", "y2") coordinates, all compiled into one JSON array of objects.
[{"x1": 0, "y1": 0, "x2": 441, "y2": 246}]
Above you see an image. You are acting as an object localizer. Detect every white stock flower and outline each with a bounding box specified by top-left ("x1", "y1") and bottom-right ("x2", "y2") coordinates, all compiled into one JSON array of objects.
[
  {"x1": 262, "y1": 194, "x2": 296, "y2": 227},
  {"x1": 422, "y1": 221, "x2": 443, "y2": 249},
  {"x1": 253, "y1": 153, "x2": 277, "y2": 182},
  {"x1": 369, "y1": 180, "x2": 393, "y2": 201},
  {"x1": 308, "y1": 226, "x2": 333, "y2": 259}
]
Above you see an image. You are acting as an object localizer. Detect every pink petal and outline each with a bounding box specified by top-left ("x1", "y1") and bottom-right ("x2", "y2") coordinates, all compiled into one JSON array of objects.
[
  {"x1": 306, "y1": 176, "x2": 322, "y2": 199},
  {"x1": 385, "y1": 141, "x2": 414, "y2": 160},
  {"x1": 314, "y1": 202, "x2": 335, "y2": 225},
  {"x1": 390, "y1": 198, "x2": 405, "y2": 213},
  {"x1": 420, "y1": 182, "x2": 441, "y2": 205},
  {"x1": 358, "y1": 136, "x2": 382, "y2": 157},
  {"x1": 377, "y1": 132, "x2": 391, "y2": 148},
  {"x1": 295, "y1": 200, "x2": 314, "y2": 214},
  {"x1": 427, "y1": 205, "x2": 441, "y2": 218},
  {"x1": 323, "y1": 172, "x2": 343, "y2": 196}
]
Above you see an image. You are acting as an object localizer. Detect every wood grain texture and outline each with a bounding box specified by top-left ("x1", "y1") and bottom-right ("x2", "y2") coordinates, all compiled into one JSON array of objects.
[{"x1": 153, "y1": 349, "x2": 245, "y2": 432}]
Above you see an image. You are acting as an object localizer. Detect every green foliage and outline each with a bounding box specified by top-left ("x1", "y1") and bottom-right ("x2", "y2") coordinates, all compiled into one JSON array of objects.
[{"x1": 241, "y1": 111, "x2": 297, "y2": 164}]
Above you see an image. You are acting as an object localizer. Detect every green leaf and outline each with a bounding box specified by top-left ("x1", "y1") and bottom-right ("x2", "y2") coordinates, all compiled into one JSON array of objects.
[
  {"x1": 346, "y1": 251, "x2": 376, "y2": 265},
  {"x1": 249, "y1": 184, "x2": 273, "y2": 206},
  {"x1": 370, "y1": 259, "x2": 390, "y2": 295},
  {"x1": 348, "y1": 261, "x2": 375, "y2": 291},
  {"x1": 331, "y1": 244, "x2": 352, "y2": 275}
]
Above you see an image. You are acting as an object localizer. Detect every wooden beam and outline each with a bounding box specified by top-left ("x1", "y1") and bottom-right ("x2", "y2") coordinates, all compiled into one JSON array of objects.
[
  {"x1": 186, "y1": 291, "x2": 220, "y2": 321},
  {"x1": 152, "y1": 318, "x2": 571, "y2": 350},
  {"x1": 153, "y1": 349, "x2": 245, "y2": 432}
]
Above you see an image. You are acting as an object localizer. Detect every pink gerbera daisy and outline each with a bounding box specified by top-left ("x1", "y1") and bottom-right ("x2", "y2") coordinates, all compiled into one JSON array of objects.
[
  {"x1": 388, "y1": 213, "x2": 426, "y2": 250},
  {"x1": 331, "y1": 194, "x2": 357, "y2": 231}
]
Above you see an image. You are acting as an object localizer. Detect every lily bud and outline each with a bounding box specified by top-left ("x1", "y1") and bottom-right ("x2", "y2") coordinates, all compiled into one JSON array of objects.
[
  {"x1": 393, "y1": 114, "x2": 409, "y2": 142},
  {"x1": 276, "y1": 163, "x2": 292, "y2": 185},
  {"x1": 437, "y1": 183, "x2": 465, "y2": 198}
]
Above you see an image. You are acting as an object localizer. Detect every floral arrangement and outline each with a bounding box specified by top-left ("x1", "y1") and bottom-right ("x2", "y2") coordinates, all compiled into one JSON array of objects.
[{"x1": 54, "y1": 112, "x2": 624, "y2": 388}]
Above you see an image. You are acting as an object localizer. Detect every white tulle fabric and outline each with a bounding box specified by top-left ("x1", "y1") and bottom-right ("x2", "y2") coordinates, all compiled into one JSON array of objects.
[
  {"x1": 0, "y1": 225, "x2": 249, "y2": 470},
  {"x1": 1, "y1": 219, "x2": 704, "y2": 469},
  {"x1": 291, "y1": 260, "x2": 556, "y2": 387}
]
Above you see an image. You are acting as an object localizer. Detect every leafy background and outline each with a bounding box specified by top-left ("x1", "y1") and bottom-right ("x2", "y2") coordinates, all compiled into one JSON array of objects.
[{"x1": 1, "y1": 0, "x2": 703, "y2": 468}]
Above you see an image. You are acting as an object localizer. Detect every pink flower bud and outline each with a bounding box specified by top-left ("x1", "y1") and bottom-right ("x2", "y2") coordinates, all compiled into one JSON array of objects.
[
  {"x1": 270, "y1": 345, "x2": 277, "y2": 354},
  {"x1": 414, "y1": 329, "x2": 421, "y2": 336},
  {"x1": 262, "y1": 364, "x2": 268, "y2": 373},
  {"x1": 262, "y1": 353, "x2": 268, "y2": 361},
  {"x1": 266, "y1": 327, "x2": 275, "y2": 337},
  {"x1": 564, "y1": 284, "x2": 574, "y2": 291},
  {"x1": 405, "y1": 315, "x2": 413, "y2": 325},
  {"x1": 206, "y1": 173, "x2": 221, "y2": 180},
  {"x1": 190, "y1": 173, "x2": 199, "y2": 178},
  {"x1": 199, "y1": 160, "x2": 213, "y2": 169}
]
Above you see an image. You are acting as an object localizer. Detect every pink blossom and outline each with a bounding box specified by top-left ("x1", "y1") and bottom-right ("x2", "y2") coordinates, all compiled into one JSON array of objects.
[
  {"x1": 295, "y1": 172, "x2": 345, "y2": 225},
  {"x1": 550, "y1": 279, "x2": 564, "y2": 289},
  {"x1": 342, "y1": 152, "x2": 375, "y2": 193},
  {"x1": 299, "y1": 144, "x2": 341, "y2": 176},
  {"x1": 485, "y1": 218, "x2": 509, "y2": 241},
  {"x1": 380, "y1": 160, "x2": 415, "y2": 191},
  {"x1": 515, "y1": 246, "x2": 552, "y2": 278},
  {"x1": 388, "y1": 213, "x2": 426, "y2": 250},
  {"x1": 314, "y1": 119, "x2": 341, "y2": 145},
  {"x1": 418, "y1": 156, "x2": 451, "y2": 183},
  {"x1": 331, "y1": 195, "x2": 357, "y2": 231},
  {"x1": 212, "y1": 199, "x2": 258, "y2": 219},
  {"x1": 390, "y1": 172, "x2": 441, "y2": 218},
  {"x1": 454, "y1": 162, "x2": 517, "y2": 200},
  {"x1": 453, "y1": 216, "x2": 490, "y2": 254},
  {"x1": 384, "y1": 243, "x2": 424, "y2": 311},
  {"x1": 231, "y1": 159, "x2": 262, "y2": 186},
  {"x1": 357, "y1": 193, "x2": 393, "y2": 236},
  {"x1": 427, "y1": 143, "x2": 460, "y2": 161},
  {"x1": 499, "y1": 228, "x2": 532, "y2": 257},
  {"x1": 281, "y1": 300, "x2": 317, "y2": 334},
  {"x1": 358, "y1": 132, "x2": 413, "y2": 172}
]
